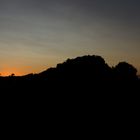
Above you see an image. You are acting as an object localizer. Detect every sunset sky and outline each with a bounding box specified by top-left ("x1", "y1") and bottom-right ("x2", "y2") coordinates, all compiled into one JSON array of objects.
[{"x1": 0, "y1": 0, "x2": 140, "y2": 76}]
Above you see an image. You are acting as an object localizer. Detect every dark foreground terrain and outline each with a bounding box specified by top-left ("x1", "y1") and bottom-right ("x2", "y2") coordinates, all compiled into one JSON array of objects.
[{"x1": 0, "y1": 55, "x2": 139, "y2": 135}]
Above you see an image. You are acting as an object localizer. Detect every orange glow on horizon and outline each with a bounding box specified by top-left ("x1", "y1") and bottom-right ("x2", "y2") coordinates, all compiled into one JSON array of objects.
[
  {"x1": 0, "y1": 69, "x2": 23, "y2": 76},
  {"x1": 0, "y1": 66, "x2": 49, "y2": 76}
]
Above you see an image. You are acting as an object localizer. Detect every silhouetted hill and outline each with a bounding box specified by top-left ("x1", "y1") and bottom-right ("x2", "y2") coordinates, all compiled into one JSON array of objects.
[
  {"x1": 0, "y1": 55, "x2": 140, "y2": 104},
  {"x1": 0, "y1": 55, "x2": 139, "y2": 131},
  {"x1": 0, "y1": 55, "x2": 139, "y2": 93},
  {"x1": 38, "y1": 55, "x2": 111, "y2": 82},
  {"x1": 34, "y1": 55, "x2": 138, "y2": 87}
]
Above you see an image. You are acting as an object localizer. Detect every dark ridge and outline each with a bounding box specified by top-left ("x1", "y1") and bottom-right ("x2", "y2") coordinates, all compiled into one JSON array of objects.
[
  {"x1": 0, "y1": 55, "x2": 139, "y2": 92},
  {"x1": 0, "y1": 55, "x2": 138, "y2": 85},
  {"x1": 0, "y1": 55, "x2": 139, "y2": 128}
]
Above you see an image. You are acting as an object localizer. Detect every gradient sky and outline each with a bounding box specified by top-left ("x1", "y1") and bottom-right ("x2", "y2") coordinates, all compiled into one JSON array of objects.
[{"x1": 0, "y1": 0, "x2": 140, "y2": 75}]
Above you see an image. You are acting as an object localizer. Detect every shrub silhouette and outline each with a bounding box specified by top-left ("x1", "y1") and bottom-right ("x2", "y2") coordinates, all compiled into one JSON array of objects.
[{"x1": 114, "y1": 62, "x2": 137, "y2": 81}]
